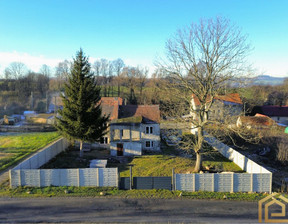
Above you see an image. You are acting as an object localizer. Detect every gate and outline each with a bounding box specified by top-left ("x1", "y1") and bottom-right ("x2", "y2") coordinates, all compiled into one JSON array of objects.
[{"x1": 120, "y1": 177, "x2": 171, "y2": 190}]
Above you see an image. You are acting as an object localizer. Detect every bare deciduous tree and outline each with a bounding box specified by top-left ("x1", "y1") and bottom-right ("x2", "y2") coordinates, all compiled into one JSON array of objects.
[
  {"x1": 122, "y1": 66, "x2": 138, "y2": 104},
  {"x1": 159, "y1": 17, "x2": 251, "y2": 172},
  {"x1": 111, "y1": 58, "x2": 125, "y2": 97},
  {"x1": 39, "y1": 64, "x2": 51, "y2": 78},
  {"x1": 55, "y1": 60, "x2": 71, "y2": 90},
  {"x1": 137, "y1": 66, "x2": 148, "y2": 104},
  {"x1": 4, "y1": 62, "x2": 28, "y2": 79}
]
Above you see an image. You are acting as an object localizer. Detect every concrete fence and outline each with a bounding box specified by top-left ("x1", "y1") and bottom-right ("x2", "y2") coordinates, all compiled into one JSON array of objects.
[
  {"x1": 10, "y1": 168, "x2": 118, "y2": 187},
  {"x1": 10, "y1": 137, "x2": 118, "y2": 188},
  {"x1": 173, "y1": 134, "x2": 272, "y2": 193},
  {"x1": 13, "y1": 138, "x2": 69, "y2": 170},
  {"x1": 9, "y1": 133, "x2": 272, "y2": 192},
  {"x1": 204, "y1": 135, "x2": 271, "y2": 174},
  {"x1": 175, "y1": 173, "x2": 271, "y2": 193}
]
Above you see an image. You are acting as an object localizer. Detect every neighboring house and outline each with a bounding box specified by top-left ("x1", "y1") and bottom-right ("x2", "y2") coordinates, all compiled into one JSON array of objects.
[
  {"x1": 251, "y1": 105, "x2": 288, "y2": 126},
  {"x1": 109, "y1": 105, "x2": 161, "y2": 156},
  {"x1": 0, "y1": 115, "x2": 17, "y2": 125},
  {"x1": 48, "y1": 94, "x2": 64, "y2": 113},
  {"x1": 236, "y1": 114, "x2": 275, "y2": 129},
  {"x1": 27, "y1": 113, "x2": 55, "y2": 124},
  {"x1": 23, "y1": 111, "x2": 37, "y2": 120},
  {"x1": 191, "y1": 93, "x2": 243, "y2": 122}
]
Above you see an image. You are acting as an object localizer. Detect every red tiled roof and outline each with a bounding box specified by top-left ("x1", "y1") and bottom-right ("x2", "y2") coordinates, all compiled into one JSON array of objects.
[
  {"x1": 100, "y1": 97, "x2": 123, "y2": 106},
  {"x1": 192, "y1": 93, "x2": 242, "y2": 106},
  {"x1": 238, "y1": 116, "x2": 274, "y2": 126},
  {"x1": 214, "y1": 93, "x2": 242, "y2": 104},
  {"x1": 100, "y1": 97, "x2": 123, "y2": 120},
  {"x1": 255, "y1": 113, "x2": 269, "y2": 118},
  {"x1": 118, "y1": 105, "x2": 160, "y2": 123}
]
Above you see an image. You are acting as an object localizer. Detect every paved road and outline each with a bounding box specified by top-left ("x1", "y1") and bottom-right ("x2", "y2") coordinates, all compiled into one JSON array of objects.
[{"x1": 0, "y1": 197, "x2": 260, "y2": 223}]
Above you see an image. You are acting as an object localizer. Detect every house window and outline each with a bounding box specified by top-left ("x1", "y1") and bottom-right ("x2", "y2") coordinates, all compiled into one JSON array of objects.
[
  {"x1": 120, "y1": 129, "x2": 123, "y2": 138},
  {"x1": 100, "y1": 137, "x2": 108, "y2": 144},
  {"x1": 146, "y1": 126, "x2": 153, "y2": 134},
  {"x1": 145, "y1": 141, "x2": 154, "y2": 148}
]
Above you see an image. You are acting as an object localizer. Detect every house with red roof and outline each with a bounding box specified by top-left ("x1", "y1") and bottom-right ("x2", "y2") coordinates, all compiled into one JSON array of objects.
[
  {"x1": 97, "y1": 97, "x2": 123, "y2": 145},
  {"x1": 99, "y1": 97, "x2": 161, "y2": 156},
  {"x1": 191, "y1": 93, "x2": 243, "y2": 122},
  {"x1": 236, "y1": 115, "x2": 275, "y2": 129},
  {"x1": 109, "y1": 105, "x2": 161, "y2": 156},
  {"x1": 251, "y1": 105, "x2": 288, "y2": 126}
]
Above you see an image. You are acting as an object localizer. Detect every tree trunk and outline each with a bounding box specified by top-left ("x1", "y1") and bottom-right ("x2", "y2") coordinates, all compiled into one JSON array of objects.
[
  {"x1": 194, "y1": 151, "x2": 202, "y2": 172},
  {"x1": 79, "y1": 140, "x2": 83, "y2": 158},
  {"x1": 139, "y1": 86, "x2": 143, "y2": 104},
  {"x1": 194, "y1": 126, "x2": 204, "y2": 173},
  {"x1": 118, "y1": 84, "x2": 120, "y2": 97}
]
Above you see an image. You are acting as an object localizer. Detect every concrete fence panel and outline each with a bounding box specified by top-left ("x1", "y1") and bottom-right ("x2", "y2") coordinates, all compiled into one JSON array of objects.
[
  {"x1": 12, "y1": 138, "x2": 69, "y2": 171},
  {"x1": 233, "y1": 173, "x2": 252, "y2": 192},
  {"x1": 205, "y1": 135, "x2": 271, "y2": 174},
  {"x1": 214, "y1": 173, "x2": 233, "y2": 192},
  {"x1": 175, "y1": 173, "x2": 272, "y2": 193},
  {"x1": 10, "y1": 168, "x2": 118, "y2": 187}
]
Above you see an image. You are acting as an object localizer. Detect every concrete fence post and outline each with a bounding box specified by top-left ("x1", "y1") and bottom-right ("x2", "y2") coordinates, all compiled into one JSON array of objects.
[
  {"x1": 212, "y1": 174, "x2": 214, "y2": 192},
  {"x1": 116, "y1": 169, "x2": 119, "y2": 188},
  {"x1": 193, "y1": 174, "x2": 196, "y2": 192},
  {"x1": 171, "y1": 168, "x2": 175, "y2": 191},
  {"x1": 9, "y1": 170, "x2": 12, "y2": 188},
  {"x1": 231, "y1": 173, "x2": 234, "y2": 193},
  {"x1": 39, "y1": 169, "x2": 41, "y2": 187},
  {"x1": 250, "y1": 173, "x2": 253, "y2": 192},
  {"x1": 77, "y1": 169, "x2": 80, "y2": 187},
  {"x1": 96, "y1": 169, "x2": 99, "y2": 186},
  {"x1": 19, "y1": 170, "x2": 22, "y2": 187},
  {"x1": 129, "y1": 166, "x2": 133, "y2": 190}
]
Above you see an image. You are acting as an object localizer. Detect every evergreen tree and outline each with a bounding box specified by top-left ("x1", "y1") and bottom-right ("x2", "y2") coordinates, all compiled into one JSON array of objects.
[{"x1": 56, "y1": 49, "x2": 109, "y2": 157}]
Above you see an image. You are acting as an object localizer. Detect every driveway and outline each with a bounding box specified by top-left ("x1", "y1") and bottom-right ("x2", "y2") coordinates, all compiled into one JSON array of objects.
[{"x1": 0, "y1": 197, "x2": 260, "y2": 223}]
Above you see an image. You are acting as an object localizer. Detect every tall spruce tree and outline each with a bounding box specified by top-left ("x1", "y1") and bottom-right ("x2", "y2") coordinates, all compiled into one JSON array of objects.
[{"x1": 56, "y1": 49, "x2": 109, "y2": 157}]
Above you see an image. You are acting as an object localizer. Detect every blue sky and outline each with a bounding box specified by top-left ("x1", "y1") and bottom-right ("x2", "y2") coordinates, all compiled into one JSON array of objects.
[{"x1": 0, "y1": 0, "x2": 287, "y2": 77}]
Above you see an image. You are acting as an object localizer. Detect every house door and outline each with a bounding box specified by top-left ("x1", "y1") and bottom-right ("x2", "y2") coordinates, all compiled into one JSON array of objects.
[{"x1": 117, "y1": 143, "x2": 123, "y2": 156}]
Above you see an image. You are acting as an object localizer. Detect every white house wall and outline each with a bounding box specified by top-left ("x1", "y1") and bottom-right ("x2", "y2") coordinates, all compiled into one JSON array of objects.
[
  {"x1": 109, "y1": 123, "x2": 160, "y2": 155},
  {"x1": 141, "y1": 124, "x2": 160, "y2": 151},
  {"x1": 110, "y1": 142, "x2": 142, "y2": 156},
  {"x1": 270, "y1": 116, "x2": 288, "y2": 126}
]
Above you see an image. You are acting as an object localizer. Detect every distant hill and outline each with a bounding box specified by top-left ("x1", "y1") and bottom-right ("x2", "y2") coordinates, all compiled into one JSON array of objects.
[{"x1": 251, "y1": 75, "x2": 286, "y2": 86}]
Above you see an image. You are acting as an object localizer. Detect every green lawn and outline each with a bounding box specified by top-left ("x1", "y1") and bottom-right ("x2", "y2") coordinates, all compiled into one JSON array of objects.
[
  {"x1": 0, "y1": 132, "x2": 60, "y2": 171},
  {"x1": 0, "y1": 184, "x2": 268, "y2": 201},
  {"x1": 41, "y1": 137, "x2": 243, "y2": 176},
  {"x1": 115, "y1": 153, "x2": 243, "y2": 177}
]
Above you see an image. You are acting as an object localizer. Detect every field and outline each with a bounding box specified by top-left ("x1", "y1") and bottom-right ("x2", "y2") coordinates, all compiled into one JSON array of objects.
[{"x1": 0, "y1": 132, "x2": 60, "y2": 171}]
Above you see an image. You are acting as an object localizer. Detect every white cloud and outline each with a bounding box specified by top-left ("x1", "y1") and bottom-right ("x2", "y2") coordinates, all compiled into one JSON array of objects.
[
  {"x1": 0, "y1": 51, "x2": 63, "y2": 75},
  {"x1": 0, "y1": 52, "x2": 158, "y2": 78}
]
